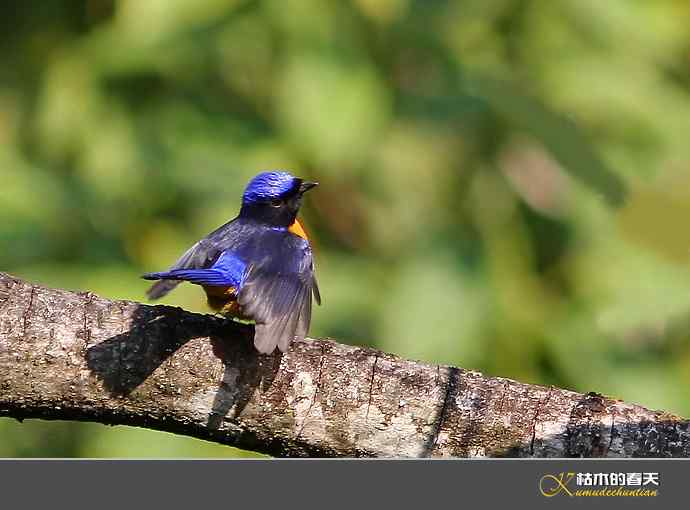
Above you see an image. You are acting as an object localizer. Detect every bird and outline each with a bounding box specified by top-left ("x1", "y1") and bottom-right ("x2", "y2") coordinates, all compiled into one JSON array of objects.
[{"x1": 142, "y1": 171, "x2": 321, "y2": 354}]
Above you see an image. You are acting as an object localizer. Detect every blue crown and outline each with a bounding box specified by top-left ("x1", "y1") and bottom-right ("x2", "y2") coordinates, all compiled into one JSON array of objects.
[{"x1": 242, "y1": 171, "x2": 298, "y2": 205}]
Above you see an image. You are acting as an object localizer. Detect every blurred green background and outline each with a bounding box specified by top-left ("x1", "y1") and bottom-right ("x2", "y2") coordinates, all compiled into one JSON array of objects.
[{"x1": 2, "y1": 0, "x2": 690, "y2": 457}]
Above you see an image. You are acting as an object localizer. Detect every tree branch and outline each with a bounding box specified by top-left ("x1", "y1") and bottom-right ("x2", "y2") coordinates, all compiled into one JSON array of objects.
[{"x1": 0, "y1": 271, "x2": 688, "y2": 457}]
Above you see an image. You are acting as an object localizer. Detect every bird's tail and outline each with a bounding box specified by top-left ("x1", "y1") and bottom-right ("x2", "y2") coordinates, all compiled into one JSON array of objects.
[{"x1": 142, "y1": 272, "x2": 181, "y2": 300}]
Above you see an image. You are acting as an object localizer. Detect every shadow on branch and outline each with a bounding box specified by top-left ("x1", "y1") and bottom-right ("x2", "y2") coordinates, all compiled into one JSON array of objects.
[{"x1": 85, "y1": 304, "x2": 281, "y2": 429}]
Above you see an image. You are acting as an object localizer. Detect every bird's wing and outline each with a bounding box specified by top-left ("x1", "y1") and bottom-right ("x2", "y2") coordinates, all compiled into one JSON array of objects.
[
  {"x1": 311, "y1": 264, "x2": 321, "y2": 306},
  {"x1": 237, "y1": 233, "x2": 317, "y2": 354},
  {"x1": 144, "y1": 219, "x2": 238, "y2": 299}
]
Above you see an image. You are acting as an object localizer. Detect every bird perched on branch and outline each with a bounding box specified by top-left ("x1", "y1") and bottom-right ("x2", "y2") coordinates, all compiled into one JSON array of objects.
[{"x1": 143, "y1": 171, "x2": 321, "y2": 354}]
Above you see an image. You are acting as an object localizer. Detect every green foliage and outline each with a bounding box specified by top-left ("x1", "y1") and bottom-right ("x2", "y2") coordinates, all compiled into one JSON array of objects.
[{"x1": 2, "y1": 0, "x2": 690, "y2": 457}]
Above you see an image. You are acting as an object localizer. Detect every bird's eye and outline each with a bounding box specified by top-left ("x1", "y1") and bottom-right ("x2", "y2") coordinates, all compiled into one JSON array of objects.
[{"x1": 270, "y1": 198, "x2": 283, "y2": 208}]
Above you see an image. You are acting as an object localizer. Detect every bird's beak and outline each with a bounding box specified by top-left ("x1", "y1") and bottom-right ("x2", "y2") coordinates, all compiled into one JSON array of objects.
[{"x1": 299, "y1": 181, "x2": 319, "y2": 194}]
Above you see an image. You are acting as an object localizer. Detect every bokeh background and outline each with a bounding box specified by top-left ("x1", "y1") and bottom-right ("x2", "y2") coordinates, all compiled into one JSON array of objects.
[{"x1": 2, "y1": 0, "x2": 690, "y2": 457}]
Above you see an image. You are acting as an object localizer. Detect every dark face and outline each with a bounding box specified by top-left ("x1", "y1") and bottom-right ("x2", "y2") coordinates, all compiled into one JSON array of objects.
[{"x1": 240, "y1": 179, "x2": 318, "y2": 227}]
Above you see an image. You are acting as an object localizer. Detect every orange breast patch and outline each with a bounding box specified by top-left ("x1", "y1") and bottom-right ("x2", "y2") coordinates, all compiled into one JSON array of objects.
[{"x1": 288, "y1": 219, "x2": 309, "y2": 240}]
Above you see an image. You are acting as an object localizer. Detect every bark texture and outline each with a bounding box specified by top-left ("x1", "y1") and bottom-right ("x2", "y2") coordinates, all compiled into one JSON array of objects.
[{"x1": 0, "y1": 271, "x2": 689, "y2": 457}]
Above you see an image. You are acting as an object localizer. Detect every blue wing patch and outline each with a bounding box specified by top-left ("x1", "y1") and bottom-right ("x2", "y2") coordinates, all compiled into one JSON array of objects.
[{"x1": 143, "y1": 251, "x2": 246, "y2": 289}]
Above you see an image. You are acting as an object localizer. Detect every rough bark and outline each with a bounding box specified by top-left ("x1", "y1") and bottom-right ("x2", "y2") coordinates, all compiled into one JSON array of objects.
[{"x1": 0, "y1": 271, "x2": 688, "y2": 457}]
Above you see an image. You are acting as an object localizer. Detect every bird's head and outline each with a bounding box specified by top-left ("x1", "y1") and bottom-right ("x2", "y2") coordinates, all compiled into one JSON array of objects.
[{"x1": 240, "y1": 171, "x2": 318, "y2": 227}]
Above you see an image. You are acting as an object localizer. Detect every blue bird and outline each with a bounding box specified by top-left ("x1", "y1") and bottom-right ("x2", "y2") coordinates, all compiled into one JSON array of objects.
[{"x1": 143, "y1": 171, "x2": 321, "y2": 354}]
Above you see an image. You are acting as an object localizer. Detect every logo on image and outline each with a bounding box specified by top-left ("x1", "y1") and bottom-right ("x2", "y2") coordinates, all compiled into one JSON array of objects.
[{"x1": 539, "y1": 471, "x2": 659, "y2": 498}]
